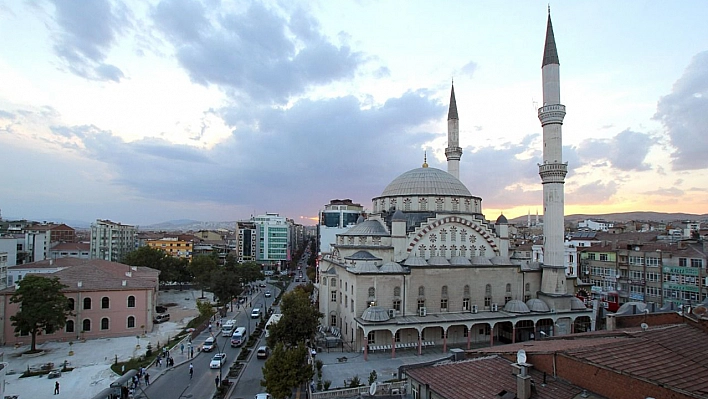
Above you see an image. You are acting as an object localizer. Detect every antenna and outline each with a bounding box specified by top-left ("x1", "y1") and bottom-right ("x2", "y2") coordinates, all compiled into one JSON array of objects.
[
  {"x1": 516, "y1": 349, "x2": 527, "y2": 365},
  {"x1": 640, "y1": 322, "x2": 649, "y2": 332}
]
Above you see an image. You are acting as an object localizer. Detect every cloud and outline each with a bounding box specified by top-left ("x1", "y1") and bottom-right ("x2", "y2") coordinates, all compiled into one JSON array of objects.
[
  {"x1": 461, "y1": 61, "x2": 478, "y2": 78},
  {"x1": 654, "y1": 50, "x2": 708, "y2": 170},
  {"x1": 576, "y1": 129, "x2": 653, "y2": 171},
  {"x1": 152, "y1": 1, "x2": 364, "y2": 104},
  {"x1": 642, "y1": 187, "x2": 684, "y2": 197},
  {"x1": 41, "y1": 91, "x2": 444, "y2": 215},
  {"x1": 0, "y1": 110, "x2": 15, "y2": 120},
  {"x1": 49, "y1": 0, "x2": 130, "y2": 82},
  {"x1": 567, "y1": 180, "x2": 618, "y2": 205}
]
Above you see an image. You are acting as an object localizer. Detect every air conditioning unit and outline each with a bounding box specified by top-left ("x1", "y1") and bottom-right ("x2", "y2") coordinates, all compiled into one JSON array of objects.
[
  {"x1": 491, "y1": 303, "x2": 499, "y2": 312},
  {"x1": 471, "y1": 305, "x2": 478, "y2": 314},
  {"x1": 388, "y1": 309, "x2": 396, "y2": 318},
  {"x1": 391, "y1": 388, "x2": 400, "y2": 395},
  {"x1": 419, "y1": 307, "x2": 427, "y2": 317}
]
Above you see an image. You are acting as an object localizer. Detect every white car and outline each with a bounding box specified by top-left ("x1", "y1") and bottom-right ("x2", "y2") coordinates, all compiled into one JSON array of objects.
[
  {"x1": 255, "y1": 393, "x2": 271, "y2": 399},
  {"x1": 209, "y1": 353, "x2": 227, "y2": 369}
]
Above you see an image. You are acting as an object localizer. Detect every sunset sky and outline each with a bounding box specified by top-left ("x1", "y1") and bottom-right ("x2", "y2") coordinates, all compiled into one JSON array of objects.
[{"x1": 1, "y1": 1, "x2": 707, "y2": 226}]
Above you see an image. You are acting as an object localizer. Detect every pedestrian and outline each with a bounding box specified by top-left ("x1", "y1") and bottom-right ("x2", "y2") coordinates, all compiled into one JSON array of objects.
[
  {"x1": 189, "y1": 363, "x2": 194, "y2": 379},
  {"x1": 208, "y1": 323, "x2": 212, "y2": 333},
  {"x1": 144, "y1": 372, "x2": 150, "y2": 386},
  {"x1": 180, "y1": 343, "x2": 184, "y2": 354},
  {"x1": 54, "y1": 381, "x2": 60, "y2": 395},
  {"x1": 190, "y1": 346, "x2": 194, "y2": 358},
  {"x1": 215, "y1": 375, "x2": 220, "y2": 388},
  {"x1": 156, "y1": 355, "x2": 162, "y2": 367}
]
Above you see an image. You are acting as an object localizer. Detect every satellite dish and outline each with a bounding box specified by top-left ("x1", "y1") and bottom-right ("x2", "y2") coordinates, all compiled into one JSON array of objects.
[
  {"x1": 516, "y1": 349, "x2": 527, "y2": 364},
  {"x1": 369, "y1": 382, "x2": 377, "y2": 396},
  {"x1": 640, "y1": 322, "x2": 649, "y2": 331}
]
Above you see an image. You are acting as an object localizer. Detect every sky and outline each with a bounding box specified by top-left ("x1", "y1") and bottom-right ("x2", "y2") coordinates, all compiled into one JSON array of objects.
[{"x1": 1, "y1": 1, "x2": 707, "y2": 227}]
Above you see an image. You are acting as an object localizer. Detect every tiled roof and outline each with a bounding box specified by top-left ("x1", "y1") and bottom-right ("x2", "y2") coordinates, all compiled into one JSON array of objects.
[
  {"x1": 3, "y1": 259, "x2": 159, "y2": 292},
  {"x1": 405, "y1": 355, "x2": 582, "y2": 399},
  {"x1": 49, "y1": 242, "x2": 90, "y2": 251}
]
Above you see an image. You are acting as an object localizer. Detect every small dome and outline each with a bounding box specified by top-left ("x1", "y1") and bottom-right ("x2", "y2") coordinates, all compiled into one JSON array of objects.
[
  {"x1": 427, "y1": 256, "x2": 450, "y2": 266},
  {"x1": 449, "y1": 256, "x2": 472, "y2": 266},
  {"x1": 379, "y1": 167, "x2": 472, "y2": 197},
  {"x1": 341, "y1": 220, "x2": 388, "y2": 236},
  {"x1": 504, "y1": 300, "x2": 531, "y2": 313},
  {"x1": 392, "y1": 209, "x2": 406, "y2": 222},
  {"x1": 615, "y1": 301, "x2": 647, "y2": 315},
  {"x1": 403, "y1": 256, "x2": 428, "y2": 267},
  {"x1": 570, "y1": 297, "x2": 587, "y2": 310},
  {"x1": 380, "y1": 262, "x2": 405, "y2": 273},
  {"x1": 355, "y1": 263, "x2": 380, "y2": 273},
  {"x1": 496, "y1": 214, "x2": 508, "y2": 224},
  {"x1": 356, "y1": 215, "x2": 365, "y2": 224},
  {"x1": 526, "y1": 298, "x2": 551, "y2": 313},
  {"x1": 361, "y1": 306, "x2": 390, "y2": 322},
  {"x1": 344, "y1": 251, "x2": 381, "y2": 261},
  {"x1": 471, "y1": 256, "x2": 493, "y2": 266}
]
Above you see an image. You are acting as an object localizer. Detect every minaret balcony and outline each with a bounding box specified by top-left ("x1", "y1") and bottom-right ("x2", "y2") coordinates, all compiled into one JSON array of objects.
[
  {"x1": 538, "y1": 162, "x2": 568, "y2": 182},
  {"x1": 445, "y1": 146, "x2": 462, "y2": 159},
  {"x1": 538, "y1": 104, "x2": 566, "y2": 125}
]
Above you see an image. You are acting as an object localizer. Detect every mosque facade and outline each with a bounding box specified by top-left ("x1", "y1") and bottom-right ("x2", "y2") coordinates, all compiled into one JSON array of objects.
[{"x1": 316, "y1": 13, "x2": 592, "y2": 358}]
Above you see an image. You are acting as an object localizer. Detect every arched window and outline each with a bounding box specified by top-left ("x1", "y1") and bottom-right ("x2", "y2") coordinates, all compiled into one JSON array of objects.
[
  {"x1": 506, "y1": 284, "x2": 512, "y2": 293},
  {"x1": 83, "y1": 298, "x2": 91, "y2": 310},
  {"x1": 127, "y1": 316, "x2": 135, "y2": 329},
  {"x1": 67, "y1": 298, "x2": 75, "y2": 311},
  {"x1": 464, "y1": 285, "x2": 470, "y2": 297},
  {"x1": 102, "y1": 297, "x2": 110, "y2": 309},
  {"x1": 525, "y1": 283, "x2": 530, "y2": 292},
  {"x1": 65, "y1": 320, "x2": 75, "y2": 333},
  {"x1": 485, "y1": 284, "x2": 492, "y2": 294},
  {"x1": 331, "y1": 278, "x2": 336, "y2": 286},
  {"x1": 82, "y1": 319, "x2": 91, "y2": 332},
  {"x1": 485, "y1": 284, "x2": 492, "y2": 308},
  {"x1": 127, "y1": 296, "x2": 136, "y2": 308},
  {"x1": 394, "y1": 286, "x2": 401, "y2": 297},
  {"x1": 368, "y1": 287, "x2": 375, "y2": 297},
  {"x1": 442, "y1": 286, "x2": 448, "y2": 297},
  {"x1": 418, "y1": 286, "x2": 425, "y2": 296},
  {"x1": 322, "y1": 278, "x2": 327, "y2": 286},
  {"x1": 101, "y1": 318, "x2": 109, "y2": 330}
]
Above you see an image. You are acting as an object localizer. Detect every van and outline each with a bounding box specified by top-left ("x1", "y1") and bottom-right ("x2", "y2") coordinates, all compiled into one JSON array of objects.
[
  {"x1": 153, "y1": 313, "x2": 170, "y2": 323},
  {"x1": 222, "y1": 321, "x2": 236, "y2": 337},
  {"x1": 202, "y1": 336, "x2": 215, "y2": 352},
  {"x1": 251, "y1": 308, "x2": 261, "y2": 319},
  {"x1": 230, "y1": 327, "x2": 247, "y2": 347}
]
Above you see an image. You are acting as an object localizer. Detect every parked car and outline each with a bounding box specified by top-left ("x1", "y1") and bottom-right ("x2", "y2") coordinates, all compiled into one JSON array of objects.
[
  {"x1": 202, "y1": 336, "x2": 216, "y2": 352},
  {"x1": 153, "y1": 313, "x2": 170, "y2": 323},
  {"x1": 256, "y1": 346, "x2": 269, "y2": 359},
  {"x1": 210, "y1": 353, "x2": 227, "y2": 369}
]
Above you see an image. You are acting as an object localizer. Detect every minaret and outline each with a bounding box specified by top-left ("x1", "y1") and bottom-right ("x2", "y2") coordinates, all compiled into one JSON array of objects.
[
  {"x1": 538, "y1": 10, "x2": 568, "y2": 297},
  {"x1": 445, "y1": 83, "x2": 462, "y2": 180}
]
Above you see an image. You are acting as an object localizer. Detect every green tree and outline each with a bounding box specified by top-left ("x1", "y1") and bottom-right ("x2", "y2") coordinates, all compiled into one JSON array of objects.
[
  {"x1": 123, "y1": 246, "x2": 190, "y2": 286},
  {"x1": 210, "y1": 263, "x2": 242, "y2": 311},
  {"x1": 266, "y1": 287, "x2": 322, "y2": 348},
  {"x1": 261, "y1": 342, "x2": 313, "y2": 399},
  {"x1": 189, "y1": 255, "x2": 218, "y2": 298},
  {"x1": 10, "y1": 275, "x2": 71, "y2": 352}
]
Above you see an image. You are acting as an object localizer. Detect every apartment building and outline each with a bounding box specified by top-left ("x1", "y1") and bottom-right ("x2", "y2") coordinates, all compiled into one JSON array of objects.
[{"x1": 89, "y1": 220, "x2": 137, "y2": 262}]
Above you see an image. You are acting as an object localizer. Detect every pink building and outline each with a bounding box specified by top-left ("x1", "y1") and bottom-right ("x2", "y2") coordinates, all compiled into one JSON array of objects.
[{"x1": 0, "y1": 258, "x2": 159, "y2": 345}]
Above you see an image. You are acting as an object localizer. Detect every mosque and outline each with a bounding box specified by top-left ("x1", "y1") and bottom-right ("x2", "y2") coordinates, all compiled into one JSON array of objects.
[{"x1": 316, "y1": 12, "x2": 592, "y2": 358}]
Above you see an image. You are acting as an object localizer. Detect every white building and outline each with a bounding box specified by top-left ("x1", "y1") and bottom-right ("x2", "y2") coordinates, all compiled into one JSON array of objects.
[
  {"x1": 578, "y1": 219, "x2": 614, "y2": 232},
  {"x1": 89, "y1": 220, "x2": 137, "y2": 262},
  {"x1": 316, "y1": 13, "x2": 590, "y2": 360},
  {"x1": 318, "y1": 199, "x2": 365, "y2": 255},
  {"x1": 252, "y1": 213, "x2": 291, "y2": 268}
]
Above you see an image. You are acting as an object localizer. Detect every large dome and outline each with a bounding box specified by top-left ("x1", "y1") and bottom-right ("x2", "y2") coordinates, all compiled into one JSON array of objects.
[{"x1": 380, "y1": 167, "x2": 472, "y2": 197}]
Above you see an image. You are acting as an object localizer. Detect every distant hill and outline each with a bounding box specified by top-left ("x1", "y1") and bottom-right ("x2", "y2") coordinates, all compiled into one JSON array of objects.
[
  {"x1": 141, "y1": 220, "x2": 237, "y2": 231},
  {"x1": 509, "y1": 211, "x2": 708, "y2": 225}
]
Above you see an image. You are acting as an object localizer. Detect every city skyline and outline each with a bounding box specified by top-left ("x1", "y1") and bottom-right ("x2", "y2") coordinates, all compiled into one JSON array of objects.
[{"x1": 1, "y1": 1, "x2": 707, "y2": 226}]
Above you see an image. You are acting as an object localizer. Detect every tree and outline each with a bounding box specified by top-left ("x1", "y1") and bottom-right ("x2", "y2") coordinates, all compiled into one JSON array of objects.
[
  {"x1": 261, "y1": 342, "x2": 313, "y2": 399},
  {"x1": 123, "y1": 246, "x2": 189, "y2": 286},
  {"x1": 266, "y1": 287, "x2": 322, "y2": 348},
  {"x1": 189, "y1": 255, "x2": 218, "y2": 298},
  {"x1": 10, "y1": 275, "x2": 71, "y2": 352}
]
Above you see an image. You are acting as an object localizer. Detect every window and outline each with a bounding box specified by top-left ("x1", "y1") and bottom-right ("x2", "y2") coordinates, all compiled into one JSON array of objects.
[
  {"x1": 82, "y1": 319, "x2": 91, "y2": 332},
  {"x1": 393, "y1": 300, "x2": 401, "y2": 311},
  {"x1": 504, "y1": 295, "x2": 512, "y2": 304},
  {"x1": 440, "y1": 299, "x2": 448, "y2": 311},
  {"x1": 83, "y1": 298, "x2": 91, "y2": 310},
  {"x1": 463, "y1": 326, "x2": 469, "y2": 337},
  {"x1": 462, "y1": 298, "x2": 470, "y2": 311},
  {"x1": 331, "y1": 291, "x2": 337, "y2": 302},
  {"x1": 68, "y1": 298, "x2": 75, "y2": 311},
  {"x1": 127, "y1": 316, "x2": 135, "y2": 328},
  {"x1": 418, "y1": 286, "x2": 425, "y2": 296},
  {"x1": 588, "y1": 253, "x2": 596, "y2": 260},
  {"x1": 101, "y1": 318, "x2": 109, "y2": 330},
  {"x1": 599, "y1": 253, "x2": 608, "y2": 261},
  {"x1": 101, "y1": 297, "x2": 110, "y2": 309},
  {"x1": 331, "y1": 278, "x2": 336, "y2": 286},
  {"x1": 484, "y1": 284, "x2": 492, "y2": 307},
  {"x1": 351, "y1": 299, "x2": 353, "y2": 312},
  {"x1": 679, "y1": 258, "x2": 687, "y2": 267},
  {"x1": 691, "y1": 259, "x2": 703, "y2": 268},
  {"x1": 395, "y1": 331, "x2": 401, "y2": 342},
  {"x1": 127, "y1": 296, "x2": 136, "y2": 308},
  {"x1": 322, "y1": 278, "x2": 327, "y2": 286},
  {"x1": 417, "y1": 299, "x2": 425, "y2": 310},
  {"x1": 368, "y1": 287, "x2": 375, "y2": 298},
  {"x1": 394, "y1": 286, "x2": 401, "y2": 297},
  {"x1": 330, "y1": 314, "x2": 337, "y2": 327},
  {"x1": 367, "y1": 331, "x2": 375, "y2": 344},
  {"x1": 66, "y1": 320, "x2": 75, "y2": 333},
  {"x1": 506, "y1": 284, "x2": 511, "y2": 293}
]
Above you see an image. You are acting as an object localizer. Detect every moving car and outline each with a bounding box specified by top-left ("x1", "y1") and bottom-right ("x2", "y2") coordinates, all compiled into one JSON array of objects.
[
  {"x1": 256, "y1": 346, "x2": 269, "y2": 359},
  {"x1": 222, "y1": 320, "x2": 236, "y2": 337},
  {"x1": 251, "y1": 308, "x2": 262, "y2": 319},
  {"x1": 153, "y1": 313, "x2": 170, "y2": 323},
  {"x1": 202, "y1": 336, "x2": 216, "y2": 352},
  {"x1": 264, "y1": 291, "x2": 272, "y2": 298},
  {"x1": 255, "y1": 394, "x2": 271, "y2": 399},
  {"x1": 230, "y1": 327, "x2": 247, "y2": 347},
  {"x1": 209, "y1": 353, "x2": 227, "y2": 369}
]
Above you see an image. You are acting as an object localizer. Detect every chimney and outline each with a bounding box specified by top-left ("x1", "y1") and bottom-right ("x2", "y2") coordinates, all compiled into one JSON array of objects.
[
  {"x1": 125, "y1": 271, "x2": 132, "y2": 277},
  {"x1": 122, "y1": 280, "x2": 127, "y2": 286},
  {"x1": 517, "y1": 364, "x2": 532, "y2": 399}
]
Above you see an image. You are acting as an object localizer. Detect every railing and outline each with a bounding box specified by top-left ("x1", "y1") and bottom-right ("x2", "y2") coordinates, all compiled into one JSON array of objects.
[{"x1": 311, "y1": 381, "x2": 406, "y2": 399}]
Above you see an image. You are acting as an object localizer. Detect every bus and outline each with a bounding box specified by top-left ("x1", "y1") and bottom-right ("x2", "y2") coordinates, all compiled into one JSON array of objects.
[{"x1": 265, "y1": 313, "x2": 283, "y2": 338}]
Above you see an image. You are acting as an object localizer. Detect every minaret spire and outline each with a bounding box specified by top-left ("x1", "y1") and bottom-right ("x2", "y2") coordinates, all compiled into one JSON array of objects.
[
  {"x1": 445, "y1": 82, "x2": 462, "y2": 180},
  {"x1": 538, "y1": 9, "x2": 569, "y2": 300}
]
